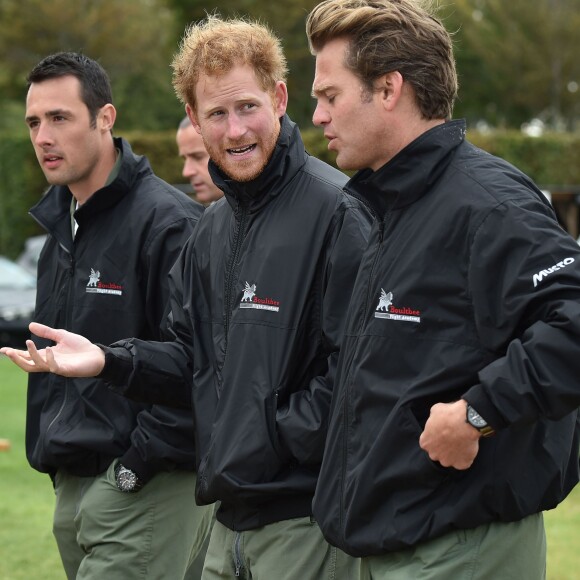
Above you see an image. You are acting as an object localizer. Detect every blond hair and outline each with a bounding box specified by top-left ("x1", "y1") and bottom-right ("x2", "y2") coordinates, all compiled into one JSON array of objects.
[
  {"x1": 306, "y1": 0, "x2": 457, "y2": 120},
  {"x1": 172, "y1": 15, "x2": 288, "y2": 113}
]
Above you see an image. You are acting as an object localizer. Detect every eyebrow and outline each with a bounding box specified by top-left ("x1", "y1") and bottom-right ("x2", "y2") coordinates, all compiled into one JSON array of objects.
[
  {"x1": 25, "y1": 108, "x2": 71, "y2": 124},
  {"x1": 311, "y1": 83, "x2": 334, "y2": 98}
]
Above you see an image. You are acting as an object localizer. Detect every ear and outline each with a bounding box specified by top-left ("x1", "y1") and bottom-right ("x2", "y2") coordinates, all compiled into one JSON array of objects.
[
  {"x1": 273, "y1": 81, "x2": 288, "y2": 117},
  {"x1": 378, "y1": 71, "x2": 404, "y2": 112},
  {"x1": 99, "y1": 104, "x2": 116, "y2": 131},
  {"x1": 185, "y1": 104, "x2": 202, "y2": 135}
]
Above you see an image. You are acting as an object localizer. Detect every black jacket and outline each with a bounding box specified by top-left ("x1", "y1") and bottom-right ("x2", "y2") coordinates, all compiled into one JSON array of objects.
[
  {"x1": 100, "y1": 116, "x2": 372, "y2": 530},
  {"x1": 27, "y1": 137, "x2": 203, "y2": 483},
  {"x1": 312, "y1": 120, "x2": 580, "y2": 556}
]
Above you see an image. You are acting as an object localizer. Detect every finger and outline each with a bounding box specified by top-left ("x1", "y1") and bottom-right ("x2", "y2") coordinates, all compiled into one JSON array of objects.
[
  {"x1": 29, "y1": 322, "x2": 62, "y2": 342},
  {"x1": 45, "y1": 346, "x2": 62, "y2": 375},
  {"x1": 2, "y1": 349, "x2": 41, "y2": 373},
  {"x1": 26, "y1": 340, "x2": 50, "y2": 371},
  {"x1": 0, "y1": 347, "x2": 32, "y2": 359}
]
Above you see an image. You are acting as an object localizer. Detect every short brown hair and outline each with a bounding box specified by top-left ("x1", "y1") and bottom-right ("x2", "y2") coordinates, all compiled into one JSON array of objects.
[
  {"x1": 306, "y1": 0, "x2": 457, "y2": 120},
  {"x1": 172, "y1": 15, "x2": 288, "y2": 113}
]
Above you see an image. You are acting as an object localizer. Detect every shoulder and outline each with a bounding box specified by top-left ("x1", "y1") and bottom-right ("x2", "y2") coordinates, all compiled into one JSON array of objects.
[
  {"x1": 300, "y1": 154, "x2": 349, "y2": 194},
  {"x1": 133, "y1": 175, "x2": 204, "y2": 221}
]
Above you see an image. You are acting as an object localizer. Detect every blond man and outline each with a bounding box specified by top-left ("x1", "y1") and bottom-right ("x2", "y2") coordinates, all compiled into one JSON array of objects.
[{"x1": 306, "y1": 1, "x2": 580, "y2": 578}]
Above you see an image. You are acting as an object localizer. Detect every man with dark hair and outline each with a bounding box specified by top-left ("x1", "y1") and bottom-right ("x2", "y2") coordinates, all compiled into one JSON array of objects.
[
  {"x1": 21, "y1": 51, "x2": 212, "y2": 579},
  {"x1": 305, "y1": 1, "x2": 580, "y2": 578},
  {"x1": 3, "y1": 19, "x2": 372, "y2": 579}
]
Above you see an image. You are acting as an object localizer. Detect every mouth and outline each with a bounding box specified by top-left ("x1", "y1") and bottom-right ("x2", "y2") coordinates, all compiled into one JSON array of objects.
[
  {"x1": 43, "y1": 154, "x2": 63, "y2": 168},
  {"x1": 227, "y1": 144, "x2": 256, "y2": 157},
  {"x1": 325, "y1": 135, "x2": 338, "y2": 150}
]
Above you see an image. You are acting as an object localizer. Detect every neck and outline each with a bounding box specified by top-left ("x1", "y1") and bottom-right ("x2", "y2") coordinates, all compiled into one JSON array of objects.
[{"x1": 71, "y1": 138, "x2": 117, "y2": 205}]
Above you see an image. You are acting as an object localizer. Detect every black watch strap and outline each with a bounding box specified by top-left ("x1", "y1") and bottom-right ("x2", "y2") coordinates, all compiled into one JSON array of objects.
[{"x1": 466, "y1": 403, "x2": 496, "y2": 437}]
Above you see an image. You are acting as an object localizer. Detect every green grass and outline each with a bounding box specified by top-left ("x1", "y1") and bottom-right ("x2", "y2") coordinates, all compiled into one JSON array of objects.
[
  {"x1": 0, "y1": 355, "x2": 579, "y2": 578},
  {"x1": 0, "y1": 356, "x2": 62, "y2": 580}
]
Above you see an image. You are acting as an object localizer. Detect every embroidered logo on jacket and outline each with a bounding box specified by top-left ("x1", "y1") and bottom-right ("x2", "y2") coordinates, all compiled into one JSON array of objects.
[
  {"x1": 532, "y1": 257, "x2": 575, "y2": 287},
  {"x1": 239, "y1": 281, "x2": 280, "y2": 312},
  {"x1": 85, "y1": 268, "x2": 123, "y2": 296},
  {"x1": 374, "y1": 289, "x2": 421, "y2": 323}
]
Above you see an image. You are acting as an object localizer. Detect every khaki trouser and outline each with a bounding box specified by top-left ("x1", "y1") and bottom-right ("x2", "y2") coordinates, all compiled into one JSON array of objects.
[
  {"x1": 361, "y1": 513, "x2": 546, "y2": 580},
  {"x1": 53, "y1": 460, "x2": 214, "y2": 580},
  {"x1": 202, "y1": 516, "x2": 360, "y2": 580}
]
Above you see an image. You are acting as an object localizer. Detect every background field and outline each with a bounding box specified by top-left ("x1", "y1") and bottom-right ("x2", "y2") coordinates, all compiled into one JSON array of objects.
[{"x1": 0, "y1": 355, "x2": 579, "y2": 579}]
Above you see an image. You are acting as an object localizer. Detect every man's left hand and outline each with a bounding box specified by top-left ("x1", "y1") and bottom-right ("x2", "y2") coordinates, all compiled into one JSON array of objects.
[{"x1": 419, "y1": 400, "x2": 480, "y2": 470}]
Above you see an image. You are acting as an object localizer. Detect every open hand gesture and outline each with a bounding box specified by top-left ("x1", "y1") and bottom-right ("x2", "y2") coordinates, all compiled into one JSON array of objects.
[{"x1": 0, "y1": 322, "x2": 105, "y2": 377}]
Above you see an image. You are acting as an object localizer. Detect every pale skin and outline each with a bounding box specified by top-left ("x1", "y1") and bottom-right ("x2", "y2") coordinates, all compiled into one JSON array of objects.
[
  {"x1": 1, "y1": 323, "x2": 106, "y2": 377},
  {"x1": 311, "y1": 37, "x2": 443, "y2": 171},
  {"x1": 311, "y1": 37, "x2": 484, "y2": 468},
  {"x1": 25, "y1": 75, "x2": 117, "y2": 206},
  {"x1": 176, "y1": 122, "x2": 223, "y2": 205},
  {"x1": 185, "y1": 64, "x2": 288, "y2": 183}
]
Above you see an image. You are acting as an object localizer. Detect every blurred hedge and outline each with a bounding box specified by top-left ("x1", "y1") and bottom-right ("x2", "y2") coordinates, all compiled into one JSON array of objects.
[{"x1": 1, "y1": 128, "x2": 579, "y2": 259}]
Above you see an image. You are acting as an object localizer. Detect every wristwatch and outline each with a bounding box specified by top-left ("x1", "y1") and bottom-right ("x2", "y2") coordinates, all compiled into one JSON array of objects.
[
  {"x1": 465, "y1": 403, "x2": 495, "y2": 438},
  {"x1": 114, "y1": 462, "x2": 144, "y2": 493}
]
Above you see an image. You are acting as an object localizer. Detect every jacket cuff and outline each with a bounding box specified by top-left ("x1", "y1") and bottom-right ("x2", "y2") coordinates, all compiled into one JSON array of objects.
[
  {"x1": 96, "y1": 344, "x2": 134, "y2": 394},
  {"x1": 462, "y1": 385, "x2": 506, "y2": 430},
  {"x1": 118, "y1": 447, "x2": 158, "y2": 485}
]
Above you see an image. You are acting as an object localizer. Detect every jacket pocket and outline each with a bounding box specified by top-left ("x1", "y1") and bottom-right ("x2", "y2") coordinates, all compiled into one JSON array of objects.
[{"x1": 264, "y1": 390, "x2": 291, "y2": 463}]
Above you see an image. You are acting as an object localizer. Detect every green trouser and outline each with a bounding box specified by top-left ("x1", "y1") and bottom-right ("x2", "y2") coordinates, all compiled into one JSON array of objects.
[
  {"x1": 202, "y1": 517, "x2": 360, "y2": 580},
  {"x1": 53, "y1": 460, "x2": 214, "y2": 580},
  {"x1": 360, "y1": 513, "x2": 546, "y2": 580}
]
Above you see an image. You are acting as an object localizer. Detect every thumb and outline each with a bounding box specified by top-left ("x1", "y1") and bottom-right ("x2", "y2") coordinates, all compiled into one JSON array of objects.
[{"x1": 29, "y1": 322, "x2": 61, "y2": 342}]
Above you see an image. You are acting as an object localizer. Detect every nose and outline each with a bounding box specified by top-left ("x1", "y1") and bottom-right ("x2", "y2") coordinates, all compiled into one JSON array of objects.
[
  {"x1": 183, "y1": 159, "x2": 198, "y2": 179},
  {"x1": 225, "y1": 113, "x2": 247, "y2": 141},
  {"x1": 33, "y1": 122, "x2": 54, "y2": 148},
  {"x1": 312, "y1": 102, "x2": 330, "y2": 128}
]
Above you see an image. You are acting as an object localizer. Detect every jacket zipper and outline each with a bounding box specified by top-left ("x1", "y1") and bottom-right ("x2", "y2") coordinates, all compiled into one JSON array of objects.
[
  {"x1": 340, "y1": 217, "x2": 385, "y2": 538},
  {"x1": 223, "y1": 206, "x2": 248, "y2": 356},
  {"x1": 45, "y1": 254, "x2": 76, "y2": 435},
  {"x1": 359, "y1": 218, "x2": 385, "y2": 332}
]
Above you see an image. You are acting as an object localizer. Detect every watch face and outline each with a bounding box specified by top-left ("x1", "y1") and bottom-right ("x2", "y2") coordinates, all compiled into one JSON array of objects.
[
  {"x1": 117, "y1": 468, "x2": 137, "y2": 491},
  {"x1": 115, "y1": 464, "x2": 141, "y2": 492},
  {"x1": 467, "y1": 405, "x2": 488, "y2": 428}
]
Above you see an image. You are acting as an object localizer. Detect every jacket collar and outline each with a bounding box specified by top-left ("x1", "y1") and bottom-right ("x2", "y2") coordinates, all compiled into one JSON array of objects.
[
  {"x1": 346, "y1": 120, "x2": 466, "y2": 218},
  {"x1": 208, "y1": 114, "x2": 307, "y2": 214}
]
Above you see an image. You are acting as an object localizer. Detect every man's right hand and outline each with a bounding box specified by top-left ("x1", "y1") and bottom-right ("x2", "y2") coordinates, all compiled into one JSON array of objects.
[{"x1": 0, "y1": 322, "x2": 105, "y2": 377}]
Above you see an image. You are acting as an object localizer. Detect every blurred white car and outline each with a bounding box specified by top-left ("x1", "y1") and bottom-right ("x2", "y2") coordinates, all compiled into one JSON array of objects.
[
  {"x1": 0, "y1": 255, "x2": 37, "y2": 347},
  {"x1": 17, "y1": 234, "x2": 46, "y2": 275}
]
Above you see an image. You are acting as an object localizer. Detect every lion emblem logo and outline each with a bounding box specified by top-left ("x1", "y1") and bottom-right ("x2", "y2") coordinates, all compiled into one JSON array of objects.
[
  {"x1": 241, "y1": 282, "x2": 256, "y2": 302},
  {"x1": 87, "y1": 268, "x2": 100, "y2": 287},
  {"x1": 376, "y1": 289, "x2": 393, "y2": 312}
]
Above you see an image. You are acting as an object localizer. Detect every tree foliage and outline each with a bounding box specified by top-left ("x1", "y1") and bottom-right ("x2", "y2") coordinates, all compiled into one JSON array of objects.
[
  {"x1": 0, "y1": 0, "x2": 579, "y2": 133},
  {"x1": 443, "y1": 0, "x2": 580, "y2": 129},
  {"x1": 0, "y1": 0, "x2": 183, "y2": 131}
]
